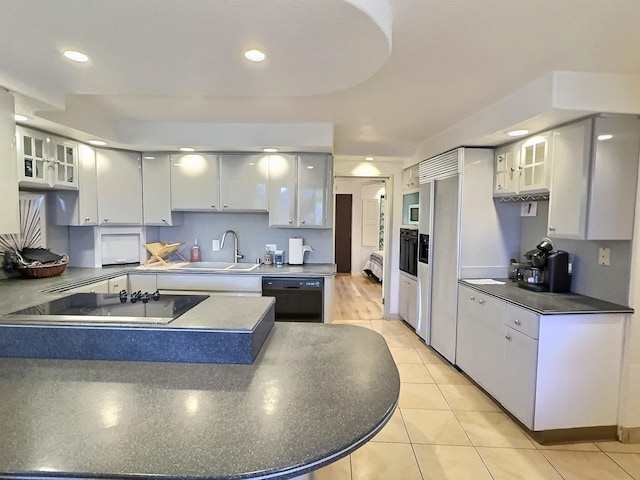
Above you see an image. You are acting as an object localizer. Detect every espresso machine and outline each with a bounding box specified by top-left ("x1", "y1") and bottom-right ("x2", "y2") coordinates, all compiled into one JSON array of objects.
[{"x1": 516, "y1": 239, "x2": 572, "y2": 293}]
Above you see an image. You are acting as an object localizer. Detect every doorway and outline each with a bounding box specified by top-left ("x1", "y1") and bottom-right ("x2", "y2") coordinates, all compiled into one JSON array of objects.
[{"x1": 335, "y1": 194, "x2": 352, "y2": 273}]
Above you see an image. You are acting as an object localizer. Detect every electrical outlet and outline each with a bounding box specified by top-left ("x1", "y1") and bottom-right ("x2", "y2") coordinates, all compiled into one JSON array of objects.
[
  {"x1": 212, "y1": 240, "x2": 220, "y2": 251},
  {"x1": 598, "y1": 247, "x2": 611, "y2": 266},
  {"x1": 266, "y1": 244, "x2": 277, "y2": 252}
]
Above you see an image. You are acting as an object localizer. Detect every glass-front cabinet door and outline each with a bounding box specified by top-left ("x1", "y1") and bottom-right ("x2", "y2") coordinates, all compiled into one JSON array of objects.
[
  {"x1": 17, "y1": 126, "x2": 78, "y2": 190},
  {"x1": 51, "y1": 137, "x2": 78, "y2": 189},
  {"x1": 519, "y1": 133, "x2": 551, "y2": 193},
  {"x1": 19, "y1": 128, "x2": 49, "y2": 186}
]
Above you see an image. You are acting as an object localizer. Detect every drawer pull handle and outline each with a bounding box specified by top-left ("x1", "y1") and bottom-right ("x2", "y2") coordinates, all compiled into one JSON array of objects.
[
  {"x1": 478, "y1": 299, "x2": 486, "y2": 305},
  {"x1": 470, "y1": 296, "x2": 475, "y2": 301},
  {"x1": 505, "y1": 334, "x2": 511, "y2": 340},
  {"x1": 514, "y1": 319, "x2": 521, "y2": 325}
]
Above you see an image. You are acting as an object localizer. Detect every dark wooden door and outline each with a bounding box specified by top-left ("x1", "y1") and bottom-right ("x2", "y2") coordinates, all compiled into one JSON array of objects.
[{"x1": 335, "y1": 194, "x2": 352, "y2": 273}]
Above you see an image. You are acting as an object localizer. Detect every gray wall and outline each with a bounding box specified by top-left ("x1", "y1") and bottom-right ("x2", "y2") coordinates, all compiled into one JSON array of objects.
[
  {"x1": 519, "y1": 201, "x2": 632, "y2": 305},
  {"x1": 156, "y1": 212, "x2": 334, "y2": 264}
]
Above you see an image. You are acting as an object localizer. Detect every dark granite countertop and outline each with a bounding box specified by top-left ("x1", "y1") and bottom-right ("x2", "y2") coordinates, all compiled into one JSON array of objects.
[
  {"x1": 0, "y1": 323, "x2": 399, "y2": 480},
  {"x1": 460, "y1": 279, "x2": 633, "y2": 315}
]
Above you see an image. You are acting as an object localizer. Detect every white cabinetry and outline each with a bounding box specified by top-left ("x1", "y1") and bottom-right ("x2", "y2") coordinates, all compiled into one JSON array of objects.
[
  {"x1": 219, "y1": 154, "x2": 269, "y2": 211},
  {"x1": 494, "y1": 133, "x2": 551, "y2": 196},
  {"x1": 142, "y1": 154, "x2": 182, "y2": 226},
  {"x1": 0, "y1": 90, "x2": 19, "y2": 235},
  {"x1": 548, "y1": 116, "x2": 640, "y2": 240},
  {"x1": 17, "y1": 126, "x2": 78, "y2": 190},
  {"x1": 269, "y1": 154, "x2": 332, "y2": 228},
  {"x1": 402, "y1": 164, "x2": 419, "y2": 191},
  {"x1": 456, "y1": 286, "x2": 505, "y2": 398},
  {"x1": 49, "y1": 143, "x2": 99, "y2": 226},
  {"x1": 108, "y1": 274, "x2": 128, "y2": 293},
  {"x1": 96, "y1": 149, "x2": 143, "y2": 225},
  {"x1": 502, "y1": 307, "x2": 538, "y2": 427},
  {"x1": 398, "y1": 272, "x2": 418, "y2": 328},
  {"x1": 456, "y1": 284, "x2": 626, "y2": 434},
  {"x1": 170, "y1": 153, "x2": 220, "y2": 211},
  {"x1": 68, "y1": 279, "x2": 110, "y2": 293},
  {"x1": 128, "y1": 273, "x2": 158, "y2": 293}
]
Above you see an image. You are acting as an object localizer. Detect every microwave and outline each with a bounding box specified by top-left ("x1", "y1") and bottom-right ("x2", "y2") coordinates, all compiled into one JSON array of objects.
[{"x1": 407, "y1": 203, "x2": 419, "y2": 225}]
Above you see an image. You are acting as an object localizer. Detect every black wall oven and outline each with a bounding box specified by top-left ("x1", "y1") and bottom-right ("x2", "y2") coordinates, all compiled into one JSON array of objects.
[{"x1": 399, "y1": 228, "x2": 418, "y2": 276}]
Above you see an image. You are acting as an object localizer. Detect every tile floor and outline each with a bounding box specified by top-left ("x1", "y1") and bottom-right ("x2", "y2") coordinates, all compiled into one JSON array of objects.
[{"x1": 318, "y1": 284, "x2": 640, "y2": 479}]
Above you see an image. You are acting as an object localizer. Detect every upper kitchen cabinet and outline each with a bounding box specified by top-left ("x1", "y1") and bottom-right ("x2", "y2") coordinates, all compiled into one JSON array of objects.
[
  {"x1": 142, "y1": 153, "x2": 182, "y2": 226},
  {"x1": 401, "y1": 164, "x2": 419, "y2": 191},
  {"x1": 96, "y1": 149, "x2": 143, "y2": 225},
  {"x1": 494, "y1": 132, "x2": 552, "y2": 197},
  {"x1": 0, "y1": 91, "x2": 19, "y2": 235},
  {"x1": 219, "y1": 154, "x2": 269, "y2": 211},
  {"x1": 269, "y1": 153, "x2": 333, "y2": 228},
  {"x1": 170, "y1": 153, "x2": 220, "y2": 211},
  {"x1": 16, "y1": 126, "x2": 78, "y2": 190},
  {"x1": 548, "y1": 116, "x2": 640, "y2": 240},
  {"x1": 49, "y1": 143, "x2": 99, "y2": 226}
]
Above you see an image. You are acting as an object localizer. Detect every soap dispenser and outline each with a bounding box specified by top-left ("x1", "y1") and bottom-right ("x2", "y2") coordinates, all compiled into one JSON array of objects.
[{"x1": 190, "y1": 239, "x2": 201, "y2": 262}]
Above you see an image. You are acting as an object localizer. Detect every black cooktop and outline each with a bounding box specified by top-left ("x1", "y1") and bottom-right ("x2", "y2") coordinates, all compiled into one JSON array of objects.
[{"x1": 4, "y1": 292, "x2": 209, "y2": 325}]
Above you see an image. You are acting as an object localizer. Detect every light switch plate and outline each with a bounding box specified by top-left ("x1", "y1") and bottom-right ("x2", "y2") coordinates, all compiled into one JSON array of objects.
[
  {"x1": 598, "y1": 247, "x2": 611, "y2": 266},
  {"x1": 212, "y1": 240, "x2": 220, "y2": 251},
  {"x1": 266, "y1": 244, "x2": 277, "y2": 252}
]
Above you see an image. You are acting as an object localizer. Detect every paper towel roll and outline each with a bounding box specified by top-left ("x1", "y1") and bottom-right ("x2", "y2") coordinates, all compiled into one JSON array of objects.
[{"x1": 288, "y1": 238, "x2": 312, "y2": 265}]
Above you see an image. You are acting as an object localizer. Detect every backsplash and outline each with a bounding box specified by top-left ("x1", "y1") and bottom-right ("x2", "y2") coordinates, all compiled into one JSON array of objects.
[
  {"x1": 519, "y1": 201, "x2": 632, "y2": 305},
  {"x1": 155, "y1": 212, "x2": 333, "y2": 264}
]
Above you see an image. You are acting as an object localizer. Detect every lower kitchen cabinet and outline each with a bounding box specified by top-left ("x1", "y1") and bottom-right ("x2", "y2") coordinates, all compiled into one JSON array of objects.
[
  {"x1": 398, "y1": 272, "x2": 418, "y2": 329},
  {"x1": 501, "y1": 324, "x2": 538, "y2": 428},
  {"x1": 456, "y1": 284, "x2": 626, "y2": 433},
  {"x1": 456, "y1": 287, "x2": 505, "y2": 398}
]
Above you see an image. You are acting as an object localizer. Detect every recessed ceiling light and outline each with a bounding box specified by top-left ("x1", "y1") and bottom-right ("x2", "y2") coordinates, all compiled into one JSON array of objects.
[
  {"x1": 179, "y1": 147, "x2": 195, "y2": 152},
  {"x1": 14, "y1": 114, "x2": 29, "y2": 122},
  {"x1": 507, "y1": 129, "x2": 529, "y2": 137},
  {"x1": 63, "y1": 50, "x2": 90, "y2": 63},
  {"x1": 307, "y1": 165, "x2": 314, "y2": 169},
  {"x1": 88, "y1": 140, "x2": 107, "y2": 146},
  {"x1": 263, "y1": 147, "x2": 278, "y2": 153},
  {"x1": 143, "y1": 156, "x2": 156, "y2": 160},
  {"x1": 597, "y1": 134, "x2": 613, "y2": 141},
  {"x1": 244, "y1": 49, "x2": 266, "y2": 62},
  {"x1": 365, "y1": 157, "x2": 374, "y2": 161}
]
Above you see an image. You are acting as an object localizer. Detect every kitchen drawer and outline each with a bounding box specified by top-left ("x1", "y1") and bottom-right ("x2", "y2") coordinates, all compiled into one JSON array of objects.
[{"x1": 505, "y1": 303, "x2": 539, "y2": 339}]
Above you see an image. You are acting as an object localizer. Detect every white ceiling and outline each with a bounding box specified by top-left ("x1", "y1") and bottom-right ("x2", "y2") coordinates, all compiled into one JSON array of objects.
[{"x1": 2, "y1": 0, "x2": 640, "y2": 163}]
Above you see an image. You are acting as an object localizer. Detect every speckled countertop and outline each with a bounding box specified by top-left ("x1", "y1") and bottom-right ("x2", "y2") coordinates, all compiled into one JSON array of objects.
[
  {"x1": 460, "y1": 279, "x2": 633, "y2": 315},
  {"x1": 0, "y1": 323, "x2": 399, "y2": 480},
  {"x1": 135, "y1": 262, "x2": 337, "y2": 277},
  {"x1": 0, "y1": 263, "x2": 335, "y2": 315}
]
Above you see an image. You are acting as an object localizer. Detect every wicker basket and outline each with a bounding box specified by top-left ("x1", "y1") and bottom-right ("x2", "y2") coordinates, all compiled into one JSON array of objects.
[{"x1": 17, "y1": 255, "x2": 69, "y2": 279}]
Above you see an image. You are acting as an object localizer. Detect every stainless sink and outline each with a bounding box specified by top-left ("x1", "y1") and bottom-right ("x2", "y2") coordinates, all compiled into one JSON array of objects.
[{"x1": 175, "y1": 262, "x2": 260, "y2": 272}]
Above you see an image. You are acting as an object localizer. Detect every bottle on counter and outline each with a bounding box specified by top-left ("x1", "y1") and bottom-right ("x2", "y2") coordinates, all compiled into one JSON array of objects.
[{"x1": 190, "y1": 239, "x2": 201, "y2": 262}]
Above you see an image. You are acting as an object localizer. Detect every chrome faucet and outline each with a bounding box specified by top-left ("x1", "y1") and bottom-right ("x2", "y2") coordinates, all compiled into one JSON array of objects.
[{"x1": 220, "y1": 230, "x2": 243, "y2": 263}]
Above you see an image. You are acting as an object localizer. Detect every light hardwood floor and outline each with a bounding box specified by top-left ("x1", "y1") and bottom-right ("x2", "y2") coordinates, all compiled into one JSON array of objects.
[
  {"x1": 332, "y1": 273, "x2": 384, "y2": 321},
  {"x1": 317, "y1": 274, "x2": 640, "y2": 480}
]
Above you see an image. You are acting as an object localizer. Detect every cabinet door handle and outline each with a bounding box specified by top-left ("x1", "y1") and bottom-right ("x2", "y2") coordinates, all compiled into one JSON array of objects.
[
  {"x1": 514, "y1": 319, "x2": 521, "y2": 325},
  {"x1": 84, "y1": 217, "x2": 91, "y2": 222},
  {"x1": 470, "y1": 296, "x2": 475, "y2": 301},
  {"x1": 505, "y1": 334, "x2": 512, "y2": 340},
  {"x1": 103, "y1": 218, "x2": 109, "y2": 222},
  {"x1": 549, "y1": 226, "x2": 556, "y2": 232},
  {"x1": 211, "y1": 204, "x2": 216, "y2": 209},
  {"x1": 301, "y1": 219, "x2": 306, "y2": 224},
  {"x1": 289, "y1": 220, "x2": 293, "y2": 224},
  {"x1": 223, "y1": 204, "x2": 228, "y2": 208},
  {"x1": 478, "y1": 299, "x2": 486, "y2": 305}
]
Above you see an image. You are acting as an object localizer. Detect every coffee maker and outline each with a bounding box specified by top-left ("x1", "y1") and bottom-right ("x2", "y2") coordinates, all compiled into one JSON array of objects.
[{"x1": 517, "y1": 239, "x2": 572, "y2": 293}]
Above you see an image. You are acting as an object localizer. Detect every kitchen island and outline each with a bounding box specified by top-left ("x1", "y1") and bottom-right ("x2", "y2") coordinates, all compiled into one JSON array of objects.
[
  {"x1": 0, "y1": 267, "x2": 399, "y2": 479},
  {"x1": 0, "y1": 323, "x2": 400, "y2": 480}
]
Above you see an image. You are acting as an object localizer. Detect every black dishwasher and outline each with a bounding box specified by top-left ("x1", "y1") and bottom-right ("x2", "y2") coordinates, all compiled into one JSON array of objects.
[{"x1": 262, "y1": 277, "x2": 324, "y2": 322}]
